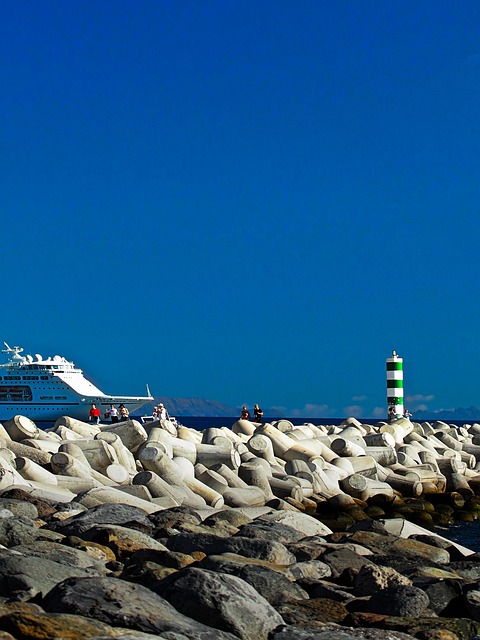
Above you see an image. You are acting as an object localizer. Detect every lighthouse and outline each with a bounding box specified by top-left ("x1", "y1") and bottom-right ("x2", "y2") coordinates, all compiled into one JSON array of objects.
[{"x1": 386, "y1": 350, "x2": 404, "y2": 419}]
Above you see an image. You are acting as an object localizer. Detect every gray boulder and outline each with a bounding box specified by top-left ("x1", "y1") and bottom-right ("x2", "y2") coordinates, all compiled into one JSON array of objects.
[
  {"x1": 271, "y1": 626, "x2": 417, "y2": 640},
  {"x1": 0, "y1": 498, "x2": 38, "y2": 520},
  {"x1": 0, "y1": 550, "x2": 101, "y2": 598},
  {"x1": 80, "y1": 523, "x2": 168, "y2": 556},
  {"x1": 236, "y1": 564, "x2": 309, "y2": 604},
  {"x1": 0, "y1": 513, "x2": 39, "y2": 547},
  {"x1": 235, "y1": 520, "x2": 305, "y2": 544},
  {"x1": 310, "y1": 582, "x2": 354, "y2": 602},
  {"x1": 287, "y1": 538, "x2": 329, "y2": 561},
  {"x1": 148, "y1": 505, "x2": 203, "y2": 530},
  {"x1": 361, "y1": 584, "x2": 430, "y2": 616},
  {"x1": 166, "y1": 532, "x2": 296, "y2": 564},
  {"x1": 414, "y1": 577, "x2": 464, "y2": 615},
  {"x1": 321, "y1": 547, "x2": 375, "y2": 579},
  {"x1": 288, "y1": 560, "x2": 332, "y2": 585},
  {"x1": 202, "y1": 509, "x2": 253, "y2": 529},
  {"x1": 450, "y1": 560, "x2": 480, "y2": 582},
  {"x1": 463, "y1": 588, "x2": 480, "y2": 621},
  {"x1": 152, "y1": 567, "x2": 284, "y2": 640},
  {"x1": 11, "y1": 540, "x2": 109, "y2": 573},
  {"x1": 353, "y1": 564, "x2": 412, "y2": 596},
  {"x1": 41, "y1": 575, "x2": 237, "y2": 640},
  {"x1": 48, "y1": 503, "x2": 154, "y2": 535}
]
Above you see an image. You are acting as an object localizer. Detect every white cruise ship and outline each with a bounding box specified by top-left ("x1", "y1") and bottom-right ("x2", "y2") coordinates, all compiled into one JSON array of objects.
[{"x1": 0, "y1": 343, "x2": 153, "y2": 423}]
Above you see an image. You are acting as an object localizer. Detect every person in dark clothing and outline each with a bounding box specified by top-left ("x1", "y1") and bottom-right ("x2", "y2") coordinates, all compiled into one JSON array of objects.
[{"x1": 254, "y1": 404, "x2": 264, "y2": 424}]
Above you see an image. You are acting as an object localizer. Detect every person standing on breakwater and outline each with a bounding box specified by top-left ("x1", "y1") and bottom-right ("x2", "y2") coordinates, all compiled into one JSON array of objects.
[
  {"x1": 105, "y1": 404, "x2": 119, "y2": 423},
  {"x1": 119, "y1": 404, "x2": 129, "y2": 421},
  {"x1": 404, "y1": 408, "x2": 412, "y2": 418},
  {"x1": 388, "y1": 405, "x2": 395, "y2": 422},
  {"x1": 156, "y1": 403, "x2": 169, "y2": 420},
  {"x1": 240, "y1": 405, "x2": 251, "y2": 420},
  {"x1": 254, "y1": 404, "x2": 264, "y2": 424},
  {"x1": 89, "y1": 403, "x2": 101, "y2": 424}
]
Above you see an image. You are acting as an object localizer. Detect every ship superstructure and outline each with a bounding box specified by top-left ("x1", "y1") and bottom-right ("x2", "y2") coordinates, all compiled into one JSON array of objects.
[{"x1": 0, "y1": 343, "x2": 153, "y2": 422}]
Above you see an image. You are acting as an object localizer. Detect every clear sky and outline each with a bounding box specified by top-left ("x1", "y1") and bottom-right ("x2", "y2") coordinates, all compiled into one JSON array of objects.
[{"x1": 1, "y1": 1, "x2": 479, "y2": 418}]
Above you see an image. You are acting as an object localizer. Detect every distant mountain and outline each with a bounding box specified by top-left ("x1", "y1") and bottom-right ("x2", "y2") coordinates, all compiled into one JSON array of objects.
[
  {"x1": 137, "y1": 397, "x2": 238, "y2": 417},
  {"x1": 413, "y1": 406, "x2": 480, "y2": 421}
]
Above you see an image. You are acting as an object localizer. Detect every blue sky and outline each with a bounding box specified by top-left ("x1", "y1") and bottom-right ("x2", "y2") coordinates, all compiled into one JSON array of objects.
[{"x1": 1, "y1": 1, "x2": 479, "y2": 418}]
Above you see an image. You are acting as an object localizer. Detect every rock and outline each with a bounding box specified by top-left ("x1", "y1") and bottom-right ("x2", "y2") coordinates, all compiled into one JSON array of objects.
[
  {"x1": 275, "y1": 598, "x2": 349, "y2": 627},
  {"x1": 286, "y1": 540, "x2": 327, "y2": 561},
  {"x1": 416, "y1": 632, "x2": 460, "y2": 640},
  {"x1": 270, "y1": 626, "x2": 376, "y2": 640},
  {"x1": 202, "y1": 509, "x2": 253, "y2": 529},
  {"x1": 121, "y1": 560, "x2": 177, "y2": 586},
  {"x1": 288, "y1": 560, "x2": 332, "y2": 584},
  {"x1": 0, "y1": 550, "x2": 102, "y2": 599},
  {"x1": 235, "y1": 564, "x2": 309, "y2": 604},
  {"x1": 309, "y1": 581, "x2": 354, "y2": 601},
  {"x1": 353, "y1": 564, "x2": 413, "y2": 596},
  {"x1": 0, "y1": 610, "x2": 124, "y2": 639},
  {"x1": 0, "y1": 514, "x2": 39, "y2": 547},
  {"x1": 415, "y1": 578, "x2": 464, "y2": 616},
  {"x1": 320, "y1": 547, "x2": 375, "y2": 579},
  {"x1": 152, "y1": 567, "x2": 284, "y2": 640},
  {"x1": 10, "y1": 540, "x2": 109, "y2": 573},
  {"x1": 345, "y1": 530, "x2": 450, "y2": 564},
  {"x1": 47, "y1": 503, "x2": 154, "y2": 536},
  {"x1": 463, "y1": 589, "x2": 480, "y2": 621},
  {"x1": 166, "y1": 532, "x2": 297, "y2": 564},
  {"x1": 390, "y1": 538, "x2": 450, "y2": 565},
  {"x1": 0, "y1": 498, "x2": 39, "y2": 520},
  {"x1": 80, "y1": 524, "x2": 168, "y2": 560},
  {"x1": 235, "y1": 520, "x2": 305, "y2": 544},
  {"x1": 88, "y1": 634, "x2": 186, "y2": 640},
  {"x1": 148, "y1": 505, "x2": 203, "y2": 530},
  {"x1": 41, "y1": 575, "x2": 237, "y2": 639},
  {"x1": 348, "y1": 613, "x2": 480, "y2": 640},
  {"x1": 124, "y1": 547, "x2": 196, "y2": 570},
  {"x1": 449, "y1": 561, "x2": 480, "y2": 582},
  {"x1": 62, "y1": 536, "x2": 117, "y2": 563},
  {"x1": 197, "y1": 552, "x2": 295, "y2": 578},
  {"x1": 259, "y1": 510, "x2": 333, "y2": 537},
  {"x1": 0, "y1": 488, "x2": 63, "y2": 519},
  {"x1": 361, "y1": 584, "x2": 430, "y2": 616}
]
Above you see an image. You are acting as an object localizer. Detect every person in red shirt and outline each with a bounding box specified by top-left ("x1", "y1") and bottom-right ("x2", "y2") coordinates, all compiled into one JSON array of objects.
[
  {"x1": 89, "y1": 403, "x2": 101, "y2": 424},
  {"x1": 240, "y1": 405, "x2": 251, "y2": 420}
]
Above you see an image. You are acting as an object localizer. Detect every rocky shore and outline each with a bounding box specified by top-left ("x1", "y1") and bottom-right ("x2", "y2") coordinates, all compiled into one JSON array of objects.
[{"x1": 1, "y1": 414, "x2": 480, "y2": 638}]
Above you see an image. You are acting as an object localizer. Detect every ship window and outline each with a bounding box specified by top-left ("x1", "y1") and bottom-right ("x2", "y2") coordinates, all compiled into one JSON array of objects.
[
  {"x1": 40, "y1": 376, "x2": 48, "y2": 380},
  {"x1": 22, "y1": 376, "x2": 39, "y2": 380},
  {"x1": 0, "y1": 385, "x2": 33, "y2": 401},
  {"x1": 4, "y1": 376, "x2": 21, "y2": 381},
  {"x1": 40, "y1": 396, "x2": 53, "y2": 400}
]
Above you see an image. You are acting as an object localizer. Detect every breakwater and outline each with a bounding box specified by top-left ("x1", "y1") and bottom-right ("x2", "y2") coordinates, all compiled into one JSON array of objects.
[{"x1": 0, "y1": 414, "x2": 480, "y2": 638}]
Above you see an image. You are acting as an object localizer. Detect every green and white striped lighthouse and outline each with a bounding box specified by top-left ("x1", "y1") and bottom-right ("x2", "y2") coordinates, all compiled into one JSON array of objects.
[{"x1": 386, "y1": 350, "x2": 404, "y2": 418}]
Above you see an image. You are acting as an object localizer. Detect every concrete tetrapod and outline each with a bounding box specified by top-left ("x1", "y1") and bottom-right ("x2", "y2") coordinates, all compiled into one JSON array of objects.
[
  {"x1": 3, "y1": 415, "x2": 39, "y2": 441},
  {"x1": 101, "y1": 420, "x2": 148, "y2": 452},
  {"x1": 54, "y1": 416, "x2": 101, "y2": 438}
]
